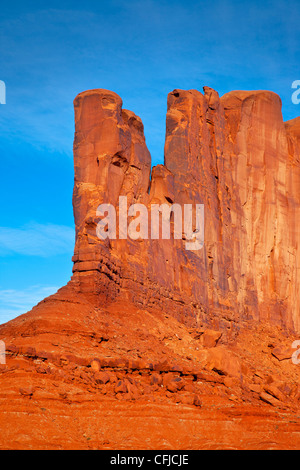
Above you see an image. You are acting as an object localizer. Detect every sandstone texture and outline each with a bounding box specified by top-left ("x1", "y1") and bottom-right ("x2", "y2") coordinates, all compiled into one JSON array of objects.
[
  {"x1": 1, "y1": 87, "x2": 300, "y2": 449},
  {"x1": 72, "y1": 87, "x2": 300, "y2": 333}
]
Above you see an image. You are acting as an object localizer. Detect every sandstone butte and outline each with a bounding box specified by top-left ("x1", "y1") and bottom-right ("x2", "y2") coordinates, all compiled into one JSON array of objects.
[{"x1": 1, "y1": 87, "x2": 300, "y2": 450}]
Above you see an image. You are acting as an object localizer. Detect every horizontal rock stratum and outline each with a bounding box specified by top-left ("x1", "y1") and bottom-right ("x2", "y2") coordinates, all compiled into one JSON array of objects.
[
  {"x1": 1, "y1": 87, "x2": 300, "y2": 450},
  {"x1": 72, "y1": 87, "x2": 300, "y2": 334}
]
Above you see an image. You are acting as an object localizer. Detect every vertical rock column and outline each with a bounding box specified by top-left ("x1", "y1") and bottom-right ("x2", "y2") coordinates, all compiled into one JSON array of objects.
[
  {"x1": 72, "y1": 89, "x2": 151, "y2": 301},
  {"x1": 221, "y1": 91, "x2": 299, "y2": 329},
  {"x1": 164, "y1": 88, "x2": 238, "y2": 328}
]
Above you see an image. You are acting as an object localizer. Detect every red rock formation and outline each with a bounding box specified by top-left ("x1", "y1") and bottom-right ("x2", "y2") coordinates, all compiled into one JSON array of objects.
[
  {"x1": 71, "y1": 87, "x2": 300, "y2": 334},
  {"x1": 1, "y1": 86, "x2": 300, "y2": 450}
]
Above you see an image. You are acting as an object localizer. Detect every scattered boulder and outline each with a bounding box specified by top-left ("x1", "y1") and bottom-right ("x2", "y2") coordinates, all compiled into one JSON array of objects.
[
  {"x1": 90, "y1": 359, "x2": 101, "y2": 372},
  {"x1": 126, "y1": 380, "x2": 140, "y2": 400},
  {"x1": 260, "y1": 391, "x2": 280, "y2": 407},
  {"x1": 184, "y1": 383, "x2": 197, "y2": 394},
  {"x1": 150, "y1": 373, "x2": 163, "y2": 386},
  {"x1": 95, "y1": 371, "x2": 110, "y2": 385},
  {"x1": 199, "y1": 329, "x2": 222, "y2": 348},
  {"x1": 115, "y1": 380, "x2": 128, "y2": 394},
  {"x1": 178, "y1": 393, "x2": 194, "y2": 405},
  {"x1": 271, "y1": 346, "x2": 294, "y2": 362},
  {"x1": 19, "y1": 387, "x2": 34, "y2": 397},
  {"x1": 205, "y1": 347, "x2": 241, "y2": 378},
  {"x1": 193, "y1": 394, "x2": 202, "y2": 407},
  {"x1": 166, "y1": 376, "x2": 185, "y2": 393},
  {"x1": 249, "y1": 384, "x2": 261, "y2": 394},
  {"x1": 263, "y1": 383, "x2": 286, "y2": 402}
]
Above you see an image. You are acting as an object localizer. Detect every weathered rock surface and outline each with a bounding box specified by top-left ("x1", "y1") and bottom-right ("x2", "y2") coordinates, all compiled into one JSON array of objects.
[
  {"x1": 72, "y1": 87, "x2": 300, "y2": 334},
  {"x1": 1, "y1": 86, "x2": 300, "y2": 449}
]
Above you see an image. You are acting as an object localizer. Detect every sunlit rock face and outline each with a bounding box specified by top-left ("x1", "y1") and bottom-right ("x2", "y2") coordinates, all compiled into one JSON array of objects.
[{"x1": 71, "y1": 87, "x2": 300, "y2": 334}]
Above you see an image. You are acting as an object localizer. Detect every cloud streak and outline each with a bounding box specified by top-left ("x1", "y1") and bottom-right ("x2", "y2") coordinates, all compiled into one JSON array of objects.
[
  {"x1": 0, "y1": 222, "x2": 74, "y2": 257},
  {"x1": 0, "y1": 284, "x2": 59, "y2": 324}
]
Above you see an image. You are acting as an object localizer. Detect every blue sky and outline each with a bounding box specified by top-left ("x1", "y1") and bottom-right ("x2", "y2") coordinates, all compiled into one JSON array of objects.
[{"x1": 0, "y1": 0, "x2": 300, "y2": 323}]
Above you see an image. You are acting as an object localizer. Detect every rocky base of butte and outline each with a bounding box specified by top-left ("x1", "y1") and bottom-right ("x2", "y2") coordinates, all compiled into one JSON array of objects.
[{"x1": 1, "y1": 86, "x2": 300, "y2": 450}]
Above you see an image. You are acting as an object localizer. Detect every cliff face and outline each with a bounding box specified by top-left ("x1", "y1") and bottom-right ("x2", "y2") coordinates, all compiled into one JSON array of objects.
[{"x1": 71, "y1": 87, "x2": 300, "y2": 333}]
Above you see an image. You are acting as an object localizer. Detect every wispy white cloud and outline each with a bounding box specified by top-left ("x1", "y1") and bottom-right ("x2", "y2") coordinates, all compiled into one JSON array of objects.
[
  {"x1": 0, "y1": 284, "x2": 59, "y2": 324},
  {"x1": 0, "y1": 222, "x2": 74, "y2": 257}
]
